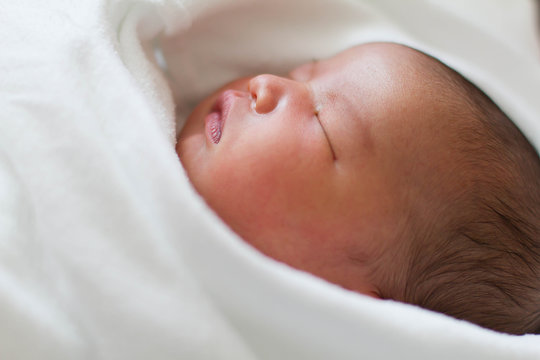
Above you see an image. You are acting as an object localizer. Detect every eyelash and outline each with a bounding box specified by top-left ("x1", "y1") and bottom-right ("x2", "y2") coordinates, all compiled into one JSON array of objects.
[
  {"x1": 305, "y1": 81, "x2": 335, "y2": 160},
  {"x1": 313, "y1": 106, "x2": 337, "y2": 161}
]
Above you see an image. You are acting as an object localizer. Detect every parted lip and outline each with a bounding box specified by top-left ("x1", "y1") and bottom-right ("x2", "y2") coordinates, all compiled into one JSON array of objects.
[
  {"x1": 214, "y1": 90, "x2": 236, "y2": 124},
  {"x1": 205, "y1": 89, "x2": 247, "y2": 144}
]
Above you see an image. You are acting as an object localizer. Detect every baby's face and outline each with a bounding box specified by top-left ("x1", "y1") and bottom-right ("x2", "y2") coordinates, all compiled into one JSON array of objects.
[{"x1": 177, "y1": 43, "x2": 457, "y2": 296}]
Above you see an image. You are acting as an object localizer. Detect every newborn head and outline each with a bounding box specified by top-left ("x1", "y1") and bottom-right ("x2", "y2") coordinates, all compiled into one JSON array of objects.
[{"x1": 177, "y1": 43, "x2": 540, "y2": 334}]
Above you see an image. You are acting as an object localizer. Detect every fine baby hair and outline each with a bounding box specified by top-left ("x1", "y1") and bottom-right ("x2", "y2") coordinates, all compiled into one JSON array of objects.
[{"x1": 369, "y1": 50, "x2": 540, "y2": 335}]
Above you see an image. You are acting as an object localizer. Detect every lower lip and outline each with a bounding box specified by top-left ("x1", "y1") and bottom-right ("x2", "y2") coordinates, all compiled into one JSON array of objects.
[
  {"x1": 204, "y1": 90, "x2": 237, "y2": 144},
  {"x1": 205, "y1": 111, "x2": 223, "y2": 144}
]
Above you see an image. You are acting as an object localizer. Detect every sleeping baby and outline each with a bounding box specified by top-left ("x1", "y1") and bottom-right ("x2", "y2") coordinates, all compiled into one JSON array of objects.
[{"x1": 176, "y1": 42, "x2": 540, "y2": 335}]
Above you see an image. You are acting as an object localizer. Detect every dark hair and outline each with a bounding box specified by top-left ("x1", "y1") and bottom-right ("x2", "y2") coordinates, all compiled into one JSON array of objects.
[{"x1": 377, "y1": 51, "x2": 540, "y2": 335}]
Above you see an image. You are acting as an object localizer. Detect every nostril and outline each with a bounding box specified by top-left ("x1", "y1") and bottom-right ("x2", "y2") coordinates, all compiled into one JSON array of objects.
[
  {"x1": 249, "y1": 74, "x2": 282, "y2": 114},
  {"x1": 250, "y1": 93, "x2": 257, "y2": 111},
  {"x1": 254, "y1": 89, "x2": 276, "y2": 114},
  {"x1": 248, "y1": 80, "x2": 259, "y2": 111}
]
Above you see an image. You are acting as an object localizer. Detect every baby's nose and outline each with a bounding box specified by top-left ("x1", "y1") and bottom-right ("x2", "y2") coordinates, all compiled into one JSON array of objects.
[{"x1": 248, "y1": 74, "x2": 289, "y2": 114}]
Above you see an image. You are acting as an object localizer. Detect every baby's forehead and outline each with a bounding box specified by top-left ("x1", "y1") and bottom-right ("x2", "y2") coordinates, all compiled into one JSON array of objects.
[
  {"x1": 324, "y1": 43, "x2": 436, "y2": 73},
  {"x1": 313, "y1": 43, "x2": 453, "y2": 95},
  {"x1": 312, "y1": 43, "x2": 462, "y2": 116}
]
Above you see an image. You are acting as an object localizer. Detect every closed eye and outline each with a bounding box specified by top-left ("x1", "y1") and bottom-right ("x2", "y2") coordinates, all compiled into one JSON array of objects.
[
  {"x1": 304, "y1": 76, "x2": 337, "y2": 162},
  {"x1": 314, "y1": 108, "x2": 337, "y2": 161}
]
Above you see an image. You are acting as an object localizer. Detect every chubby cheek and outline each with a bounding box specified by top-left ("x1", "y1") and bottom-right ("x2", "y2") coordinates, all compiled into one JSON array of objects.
[
  {"x1": 196, "y1": 125, "x2": 334, "y2": 246},
  {"x1": 197, "y1": 147, "x2": 373, "y2": 287}
]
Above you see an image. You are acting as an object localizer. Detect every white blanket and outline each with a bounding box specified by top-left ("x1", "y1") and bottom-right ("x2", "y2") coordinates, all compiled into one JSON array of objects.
[{"x1": 1, "y1": 0, "x2": 539, "y2": 359}]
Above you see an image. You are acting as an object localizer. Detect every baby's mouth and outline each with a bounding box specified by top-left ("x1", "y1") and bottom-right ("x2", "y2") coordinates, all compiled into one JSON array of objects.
[
  {"x1": 205, "y1": 94, "x2": 226, "y2": 144},
  {"x1": 204, "y1": 89, "x2": 242, "y2": 144},
  {"x1": 205, "y1": 108, "x2": 223, "y2": 144}
]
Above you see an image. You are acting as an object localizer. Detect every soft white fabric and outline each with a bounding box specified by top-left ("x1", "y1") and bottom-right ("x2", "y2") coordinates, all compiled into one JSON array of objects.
[{"x1": 1, "y1": 0, "x2": 539, "y2": 359}]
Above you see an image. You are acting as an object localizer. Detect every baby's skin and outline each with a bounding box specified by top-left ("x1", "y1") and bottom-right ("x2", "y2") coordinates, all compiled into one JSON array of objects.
[{"x1": 177, "y1": 43, "x2": 462, "y2": 297}]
